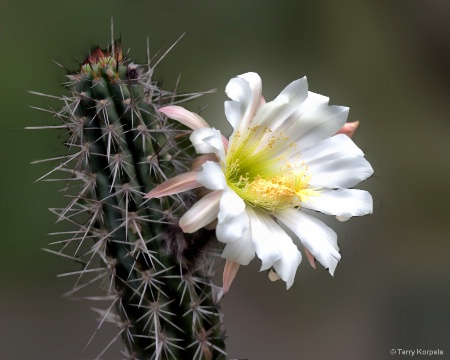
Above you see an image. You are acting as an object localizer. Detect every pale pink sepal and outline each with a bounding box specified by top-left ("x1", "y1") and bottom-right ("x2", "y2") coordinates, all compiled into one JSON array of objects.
[
  {"x1": 191, "y1": 154, "x2": 218, "y2": 171},
  {"x1": 144, "y1": 171, "x2": 201, "y2": 199},
  {"x1": 268, "y1": 268, "x2": 281, "y2": 282},
  {"x1": 159, "y1": 105, "x2": 210, "y2": 130},
  {"x1": 304, "y1": 248, "x2": 316, "y2": 270},
  {"x1": 179, "y1": 190, "x2": 222, "y2": 233},
  {"x1": 223, "y1": 260, "x2": 240, "y2": 293},
  {"x1": 205, "y1": 218, "x2": 218, "y2": 230},
  {"x1": 221, "y1": 134, "x2": 229, "y2": 152},
  {"x1": 260, "y1": 95, "x2": 266, "y2": 106},
  {"x1": 336, "y1": 121, "x2": 360, "y2": 138}
]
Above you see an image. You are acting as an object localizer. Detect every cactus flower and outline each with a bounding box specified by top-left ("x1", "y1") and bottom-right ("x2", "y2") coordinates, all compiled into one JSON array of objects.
[{"x1": 146, "y1": 72, "x2": 373, "y2": 291}]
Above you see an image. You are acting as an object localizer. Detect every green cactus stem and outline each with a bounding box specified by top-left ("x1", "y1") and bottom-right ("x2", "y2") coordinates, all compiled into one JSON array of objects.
[{"x1": 30, "y1": 38, "x2": 226, "y2": 360}]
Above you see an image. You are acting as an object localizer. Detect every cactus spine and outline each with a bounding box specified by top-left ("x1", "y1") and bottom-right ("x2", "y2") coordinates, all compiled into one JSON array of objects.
[{"x1": 31, "y1": 38, "x2": 226, "y2": 359}]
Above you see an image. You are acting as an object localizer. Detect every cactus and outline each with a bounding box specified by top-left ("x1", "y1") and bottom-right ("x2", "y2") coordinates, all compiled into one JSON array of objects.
[{"x1": 29, "y1": 36, "x2": 227, "y2": 360}]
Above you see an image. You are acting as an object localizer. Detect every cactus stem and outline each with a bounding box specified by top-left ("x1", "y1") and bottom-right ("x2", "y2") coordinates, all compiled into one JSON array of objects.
[{"x1": 32, "y1": 33, "x2": 227, "y2": 359}]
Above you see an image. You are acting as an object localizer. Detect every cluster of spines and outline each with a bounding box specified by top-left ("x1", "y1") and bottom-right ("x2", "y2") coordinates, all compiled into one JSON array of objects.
[{"x1": 29, "y1": 38, "x2": 226, "y2": 360}]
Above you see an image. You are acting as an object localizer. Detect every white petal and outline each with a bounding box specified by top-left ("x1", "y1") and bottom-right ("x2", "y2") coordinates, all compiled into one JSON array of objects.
[
  {"x1": 253, "y1": 77, "x2": 309, "y2": 130},
  {"x1": 246, "y1": 207, "x2": 282, "y2": 271},
  {"x1": 224, "y1": 100, "x2": 242, "y2": 129},
  {"x1": 196, "y1": 161, "x2": 227, "y2": 190},
  {"x1": 276, "y1": 77, "x2": 310, "y2": 103},
  {"x1": 275, "y1": 209, "x2": 341, "y2": 276},
  {"x1": 296, "y1": 135, "x2": 373, "y2": 188},
  {"x1": 228, "y1": 77, "x2": 309, "y2": 153},
  {"x1": 303, "y1": 189, "x2": 373, "y2": 219},
  {"x1": 299, "y1": 134, "x2": 364, "y2": 164},
  {"x1": 264, "y1": 92, "x2": 348, "y2": 156},
  {"x1": 225, "y1": 72, "x2": 262, "y2": 130},
  {"x1": 272, "y1": 234, "x2": 302, "y2": 289},
  {"x1": 221, "y1": 227, "x2": 255, "y2": 265},
  {"x1": 249, "y1": 96, "x2": 287, "y2": 130},
  {"x1": 307, "y1": 153, "x2": 374, "y2": 189},
  {"x1": 179, "y1": 190, "x2": 222, "y2": 233},
  {"x1": 216, "y1": 189, "x2": 249, "y2": 243},
  {"x1": 246, "y1": 207, "x2": 302, "y2": 288},
  {"x1": 301, "y1": 91, "x2": 330, "y2": 107},
  {"x1": 158, "y1": 106, "x2": 209, "y2": 130},
  {"x1": 286, "y1": 103, "x2": 349, "y2": 150},
  {"x1": 190, "y1": 127, "x2": 226, "y2": 162}
]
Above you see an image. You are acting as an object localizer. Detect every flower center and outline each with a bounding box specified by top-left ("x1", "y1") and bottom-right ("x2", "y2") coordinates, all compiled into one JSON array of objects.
[
  {"x1": 228, "y1": 163, "x2": 319, "y2": 212},
  {"x1": 225, "y1": 126, "x2": 320, "y2": 212}
]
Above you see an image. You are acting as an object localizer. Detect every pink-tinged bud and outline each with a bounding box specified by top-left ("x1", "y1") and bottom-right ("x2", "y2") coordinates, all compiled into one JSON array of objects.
[
  {"x1": 336, "y1": 120, "x2": 360, "y2": 138},
  {"x1": 223, "y1": 260, "x2": 240, "y2": 293}
]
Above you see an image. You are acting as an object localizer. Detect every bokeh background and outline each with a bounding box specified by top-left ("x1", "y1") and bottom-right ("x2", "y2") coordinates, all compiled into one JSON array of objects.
[{"x1": 1, "y1": 1, "x2": 450, "y2": 359}]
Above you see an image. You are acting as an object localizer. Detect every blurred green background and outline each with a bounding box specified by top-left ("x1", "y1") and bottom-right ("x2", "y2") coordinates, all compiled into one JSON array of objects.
[{"x1": 1, "y1": 0, "x2": 450, "y2": 359}]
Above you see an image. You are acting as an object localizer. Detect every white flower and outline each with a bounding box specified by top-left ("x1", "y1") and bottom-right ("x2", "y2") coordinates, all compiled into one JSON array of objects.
[{"x1": 146, "y1": 73, "x2": 373, "y2": 291}]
